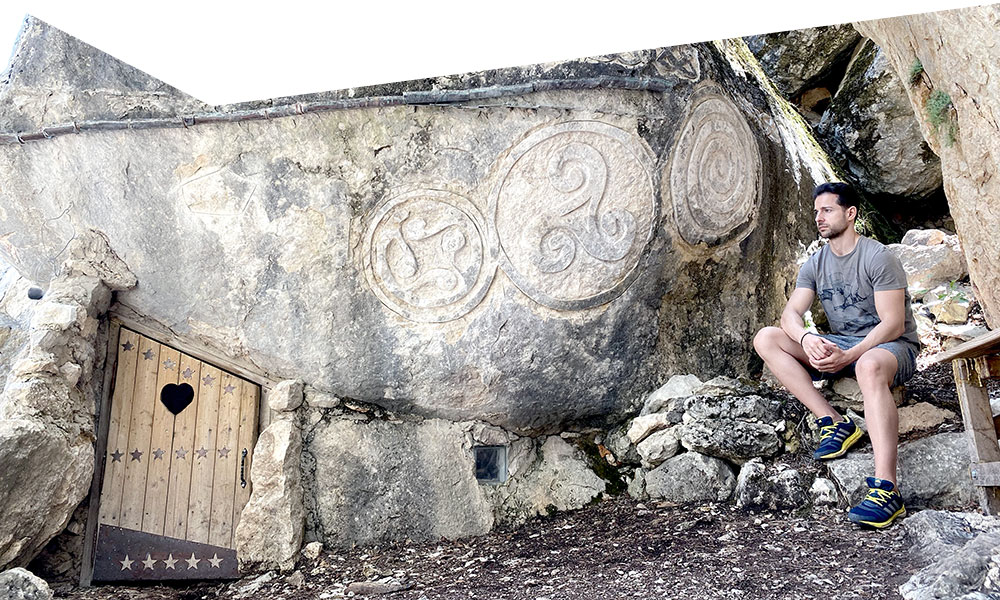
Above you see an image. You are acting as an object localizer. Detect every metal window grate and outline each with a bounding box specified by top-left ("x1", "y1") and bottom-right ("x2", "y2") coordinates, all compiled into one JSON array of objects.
[{"x1": 474, "y1": 446, "x2": 507, "y2": 484}]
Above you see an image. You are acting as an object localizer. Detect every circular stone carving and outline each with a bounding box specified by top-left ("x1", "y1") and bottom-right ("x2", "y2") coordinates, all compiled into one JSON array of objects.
[
  {"x1": 489, "y1": 121, "x2": 658, "y2": 310},
  {"x1": 668, "y1": 88, "x2": 761, "y2": 246},
  {"x1": 363, "y1": 189, "x2": 496, "y2": 322}
]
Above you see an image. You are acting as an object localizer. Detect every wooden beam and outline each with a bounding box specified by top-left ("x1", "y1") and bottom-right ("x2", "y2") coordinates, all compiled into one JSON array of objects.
[
  {"x1": 970, "y1": 462, "x2": 1000, "y2": 487},
  {"x1": 934, "y1": 329, "x2": 1000, "y2": 364},
  {"x1": 953, "y1": 358, "x2": 1000, "y2": 515},
  {"x1": 80, "y1": 321, "x2": 121, "y2": 587}
]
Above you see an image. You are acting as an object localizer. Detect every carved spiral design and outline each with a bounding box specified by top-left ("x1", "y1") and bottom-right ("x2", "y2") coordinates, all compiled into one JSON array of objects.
[{"x1": 668, "y1": 89, "x2": 761, "y2": 246}]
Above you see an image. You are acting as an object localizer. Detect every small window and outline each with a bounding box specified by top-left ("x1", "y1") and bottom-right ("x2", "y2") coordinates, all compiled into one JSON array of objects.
[{"x1": 474, "y1": 446, "x2": 507, "y2": 484}]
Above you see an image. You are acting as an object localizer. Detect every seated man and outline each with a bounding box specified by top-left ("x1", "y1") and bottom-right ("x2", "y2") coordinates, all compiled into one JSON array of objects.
[{"x1": 753, "y1": 182, "x2": 919, "y2": 528}]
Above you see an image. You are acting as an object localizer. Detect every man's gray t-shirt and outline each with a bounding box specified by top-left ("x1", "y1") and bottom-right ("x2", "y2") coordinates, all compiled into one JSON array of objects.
[{"x1": 796, "y1": 236, "x2": 919, "y2": 348}]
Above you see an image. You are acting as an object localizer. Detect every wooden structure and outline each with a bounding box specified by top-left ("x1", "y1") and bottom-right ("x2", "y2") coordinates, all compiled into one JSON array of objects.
[
  {"x1": 84, "y1": 325, "x2": 260, "y2": 582},
  {"x1": 933, "y1": 329, "x2": 1000, "y2": 515}
]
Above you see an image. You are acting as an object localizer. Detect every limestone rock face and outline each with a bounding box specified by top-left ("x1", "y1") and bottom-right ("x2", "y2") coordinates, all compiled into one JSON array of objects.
[
  {"x1": 0, "y1": 567, "x2": 53, "y2": 600},
  {"x1": 234, "y1": 419, "x2": 305, "y2": 571},
  {"x1": 744, "y1": 24, "x2": 861, "y2": 98},
  {"x1": 306, "y1": 417, "x2": 495, "y2": 548},
  {"x1": 644, "y1": 451, "x2": 735, "y2": 503},
  {"x1": 856, "y1": 6, "x2": 1000, "y2": 327},
  {"x1": 903, "y1": 510, "x2": 1000, "y2": 565},
  {"x1": 0, "y1": 261, "x2": 34, "y2": 393},
  {"x1": 0, "y1": 17, "x2": 208, "y2": 133},
  {"x1": 827, "y1": 433, "x2": 972, "y2": 508},
  {"x1": 817, "y1": 40, "x2": 942, "y2": 199},
  {"x1": 304, "y1": 415, "x2": 608, "y2": 548},
  {"x1": 0, "y1": 23, "x2": 830, "y2": 430}
]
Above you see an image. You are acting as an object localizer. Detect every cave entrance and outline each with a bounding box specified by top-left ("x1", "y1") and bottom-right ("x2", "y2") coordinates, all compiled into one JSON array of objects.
[{"x1": 83, "y1": 325, "x2": 260, "y2": 583}]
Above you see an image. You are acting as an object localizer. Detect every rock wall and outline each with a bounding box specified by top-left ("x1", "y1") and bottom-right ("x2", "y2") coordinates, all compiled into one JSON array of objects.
[
  {"x1": 0, "y1": 20, "x2": 830, "y2": 431},
  {"x1": 855, "y1": 6, "x2": 1000, "y2": 327}
]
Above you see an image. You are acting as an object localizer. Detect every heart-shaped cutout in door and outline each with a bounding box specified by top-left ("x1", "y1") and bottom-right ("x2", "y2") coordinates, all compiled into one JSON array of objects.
[{"x1": 160, "y1": 383, "x2": 194, "y2": 415}]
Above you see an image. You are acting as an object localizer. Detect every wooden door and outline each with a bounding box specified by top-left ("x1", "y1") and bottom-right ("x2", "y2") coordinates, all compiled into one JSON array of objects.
[{"x1": 92, "y1": 328, "x2": 259, "y2": 582}]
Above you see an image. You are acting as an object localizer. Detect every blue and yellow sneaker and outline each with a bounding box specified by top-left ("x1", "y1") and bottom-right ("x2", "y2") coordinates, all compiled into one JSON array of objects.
[
  {"x1": 813, "y1": 415, "x2": 863, "y2": 460},
  {"x1": 848, "y1": 477, "x2": 906, "y2": 528}
]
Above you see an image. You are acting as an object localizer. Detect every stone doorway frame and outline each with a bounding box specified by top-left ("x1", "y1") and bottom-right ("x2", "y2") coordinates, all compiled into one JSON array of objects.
[{"x1": 79, "y1": 315, "x2": 278, "y2": 586}]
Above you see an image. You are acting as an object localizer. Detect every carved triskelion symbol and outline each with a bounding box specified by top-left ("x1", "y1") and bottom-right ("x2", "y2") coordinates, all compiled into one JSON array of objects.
[
  {"x1": 668, "y1": 89, "x2": 761, "y2": 246},
  {"x1": 363, "y1": 189, "x2": 496, "y2": 322},
  {"x1": 488, "y1": 121, "x2": 659, "y2": 310}
]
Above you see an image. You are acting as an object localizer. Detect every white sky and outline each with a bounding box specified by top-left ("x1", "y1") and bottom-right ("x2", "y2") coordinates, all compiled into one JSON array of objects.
[{"x1": 0, "y1": 0, "x2": 988, "y2": 106}]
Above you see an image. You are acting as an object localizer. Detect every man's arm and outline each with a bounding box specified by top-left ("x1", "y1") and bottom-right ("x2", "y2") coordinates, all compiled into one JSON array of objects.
[
  {"x1": 811, "y1": 288, "x2": 906, "y2": 372},
  {"x1": 780, "y1": 287, "x2": 835, "y2": 362}
]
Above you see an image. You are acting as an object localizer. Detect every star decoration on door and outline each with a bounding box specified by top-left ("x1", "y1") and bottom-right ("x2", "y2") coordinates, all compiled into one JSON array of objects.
[
  {"x1": 208, "y1": 554, "x2": 223, "y2": 568},
  {"x1": 121, "y1": 341, "x2": 134, "y2": 351},
  {"x1": 195, "y1": 447, "x2": 209, "y2": 459},
  {"x1": 163, "y1": 554, "x2": 178, "y2": 570},
  {"x1": 143, "y1": 349, "x2": 155, "y2": 360},
  {"x1": 185, "y1": 553, "x2": 200, "y2": 569},
  {"x1": 175, "y1": 447, "x2": 188, "y2": 459},
  {"x1": 152, "y1": 448, "x2": 165, "y2": 460},
  {"x1": 142, "y1": 554, "x2": 157, "y2": 570},
  {"x1": 162, "y1": 358, "x2": 176, "y2": 370},
  {"x1": 202, "y1": 374, "x2": 215, "y2": 387},
  {"x1": 218, "y1": 447, "x2": 230, "y2": 458},
  {"x1": 119, "y1": 555, "x2": 133, "y2": 571},
  {"x1": 223, "y1": 384, "x2": 236, "y2": 395},
  {"x1": 110, "y1": 449, "x2": 123, "y2": 462},
  {"x1": 130, "y1": 449, "x2": 143, "y2": 462},
  {"x1": 182, "y1": 367, "x2": 194, "y2": 379}
]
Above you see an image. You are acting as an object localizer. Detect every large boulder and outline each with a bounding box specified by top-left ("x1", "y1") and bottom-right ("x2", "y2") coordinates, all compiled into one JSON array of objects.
[
  {"x1": 856, "y1": 6, "x2": 1000, "y2": 328},
  {"x1": 0, "y1": 232, "x2": 135, "y2": 570},
  {"x1": 744, "y1": 24, "x2": 862, "y2": 99},
  {"x1": 826, "y1": 433, "x2": 973, "y2": 508},
  {"x1": 900, "y1": 531, "x2": 1000, "y2": 600},
  {"x1": 0, "y1": 21, "x2": 831, "y2": 430},
  {"x1": 0, "y1": 567, "x2": 53, "y2": 600},
  {"x1": 887, "y1": 228, "x2": 966, "y2": 293},
  {"x1": 817, "y1": 40, "x2": 942, "y2": 199}
]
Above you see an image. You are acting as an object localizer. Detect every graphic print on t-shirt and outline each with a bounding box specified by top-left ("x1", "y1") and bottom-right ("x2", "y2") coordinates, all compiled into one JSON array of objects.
[{"x1": 818, "y1": 272, "x2": 879, "y2": 335}]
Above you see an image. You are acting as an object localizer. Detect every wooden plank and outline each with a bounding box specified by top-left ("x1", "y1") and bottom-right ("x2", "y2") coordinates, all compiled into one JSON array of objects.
[
  {"x1": 163, "y1": 354, "x2": 202, "y2": 540},
  {"x1": 187, "y1": 363, "x2": 222, "y2": 544},
  {"x1": 231, "y1": 380, "x2": 260, "y2": 544},
  {"x1": 209, "y1": 374, "x2": 242, "y2": 548},
  {"x1": 140, "y1": 346, "x2": 180, "y2": 535},
  {"x1": 98, "y1": 328, "x2": 140, "y2": 526},
  {"x1": 81, "y1": 320, "x2": 123, "y2": 587},
  {"x1": 970, "y1": 462, "x2": 1000, "y2": 487},
  {"x1": 116, "y1": 334, "x2": 162, "y2": 530},
  {"x1": 935, "y1": 329, "x2": 1000, "y2": 363},
  {"x1": 953, "y1": 358, "x2": 1000, "y2": 515},
  {"x1": 111, "y1": 312, "x2": 272, "y2": 388}
]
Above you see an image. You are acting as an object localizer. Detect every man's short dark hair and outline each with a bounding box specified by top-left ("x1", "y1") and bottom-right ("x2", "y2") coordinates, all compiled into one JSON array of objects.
[{"x1": 813, "y1": 182, "x2": 859, "y2": 210}]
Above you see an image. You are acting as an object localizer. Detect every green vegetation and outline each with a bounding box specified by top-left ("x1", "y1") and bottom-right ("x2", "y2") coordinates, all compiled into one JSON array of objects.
[
  {"x1": 937, "y1": 280, "x2": 969, "y2": 303},
  {"x1": 908, "y1": 59, "x2": 924, "y2": 86},
  {"x1": 926, "y1": 90, "x2": 958, "y2": 147}
]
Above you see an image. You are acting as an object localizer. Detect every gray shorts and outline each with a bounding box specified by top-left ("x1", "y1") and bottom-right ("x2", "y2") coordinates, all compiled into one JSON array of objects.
[{"x1": 808, "y1": 334, "x2": 918, "y2": 387}]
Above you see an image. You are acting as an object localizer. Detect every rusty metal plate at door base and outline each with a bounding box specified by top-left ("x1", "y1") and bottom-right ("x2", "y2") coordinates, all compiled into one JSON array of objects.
[{"x1": 92, "y1": 524, "x2": 239, "y2": 582}]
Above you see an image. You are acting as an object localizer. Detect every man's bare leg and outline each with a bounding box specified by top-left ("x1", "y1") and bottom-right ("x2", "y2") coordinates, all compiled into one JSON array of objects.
[
  {"x1": 753, "y1": 326, "x2": 842, "y2": 420},
  {"x1": 854, "y1": 349, "x2": 900, "y2": 484}
]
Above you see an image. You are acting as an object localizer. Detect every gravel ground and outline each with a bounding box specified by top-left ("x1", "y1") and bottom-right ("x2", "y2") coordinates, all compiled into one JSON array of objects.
[{"x1": 63, "y1": 498, "x2": 915, "y2": 600}]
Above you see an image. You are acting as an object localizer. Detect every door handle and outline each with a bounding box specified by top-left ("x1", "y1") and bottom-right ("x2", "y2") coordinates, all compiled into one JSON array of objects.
[{"x1": 240, "y1": 448, "x2": 248, "y2": 488}]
